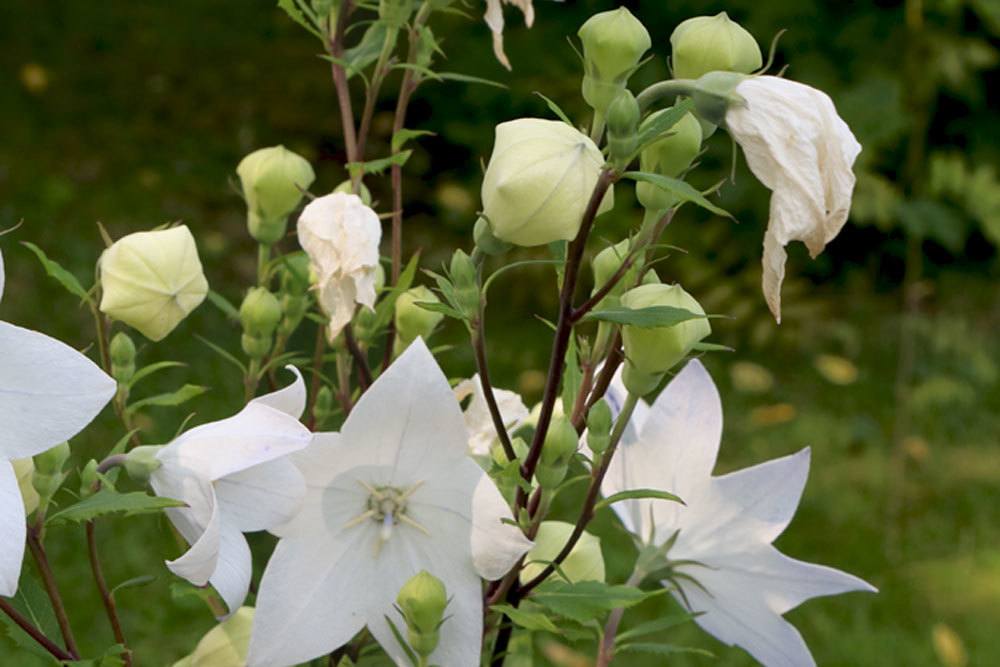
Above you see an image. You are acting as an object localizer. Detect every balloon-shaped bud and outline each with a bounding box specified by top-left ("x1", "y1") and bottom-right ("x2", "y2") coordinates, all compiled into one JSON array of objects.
[
  {"x1": 620, "y1": 283, "x2": 710, "y2": 395},
  {"x1": 124, "y1": 445, "x2": 162, "y2": 484},
  {"x1": 79, "y1": 459, "x2": 99, "y2": 498},
  {"x1": 333, "y1": 179, "x2": 373, "y2": 206},
  {"x1": 636, "y1": 110, "x2": 704, "y2": 210},
  {"x1": 670, "y1": 12, "x2": 762, "y2": 80},
  {"x1": 537, "y1": 414, "x2": 578, "y2": 488},
  {"x1": 237, "y1": 146, "x2": 315, "y2": 245},
  {"x1": 521, "y1": 521, "x2": 605, "y2": 584},
  {"x1": 592, "y1": 239, "x2": 633, "y2": 299},
  {"x1": 170, "y1": 607, "x2": 254, "y2": 667},
  {"x1": 240, "y1": 288, "x2": 282, "y2": 359},
  {"x1": 396, "y1": 570, "x2": 448, "y2": 658},
  {"x1": 606, "y1": 90, "x2": 641, "y2": 165},
  {"x1": 109, "y1": 332, "x2": 137, "y2": 385},
  {"x1": 585, "y1": 399, "x2": 613, "y2": 454},
  {"x1": 99, "y1": 226, "x2": 208, "y2": 342},
  {"x1": 578, "y1": 8, "x2": 651, "y2": 113},
  {"x1": 12, "y1": 459, "x2": 40, "y2": 516},
  {"x1": 394, "y1": 286, "x2": 444, "y2": 349},
  {"x1": 482, "y1": 119, "x2": 613, "y2": 247}
]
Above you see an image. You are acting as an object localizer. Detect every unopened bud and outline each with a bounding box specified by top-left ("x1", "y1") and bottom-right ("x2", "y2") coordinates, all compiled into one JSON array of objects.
[
  {"x1": 237, "y1": 146, "x2": 315, "y2": 245},
  {"x1": 240, "y1": 288, "x2": 282, "y2": 360},
  {"x1": 109, "y1": 332, "x2": 137, "y2": 384},
  {"x1": 397, "y1": 570, "x2": 448, "y2": 657},
  {"x1": 314, "y1": 386, "x2": 334, "y2": 428},
  {"x1": 79, "y1": 459, "x2": 100, "y2": 497},
  {"x1": 12, "y1": 459, "x2": 40, "y2": 516},
  {"x1": 521, "y1": 521, "x2": 605, "y2": 584},
  {"x1": 586, "y1": 399, "x2": 613, "y2": 454},
  {"x1": 670, "y1": 12, "x2": 762, "y2": 81},
  {"x1": 394, "y1": 286, "x2": 444, "y2": 348},
  {"x1": 537, "y1": 415, "x2": 578, "y2": 488},
  {"x1": 636, "y1": 110, "x2": 703, "y2": 211},
  {"x1": 173, "y1": 606, "x2": 255, "y2": 667},
  {"x1": 592, "y1": 239, "x2": 633, "y2": 298},
  {"x1": 124, "y1": 445, "x2": 163, "y2": 483},
  {"x1": 579, "y1": 8, "x2": 651, "y2": 113},
  {"x1": 473, "y1": 217, "x2": 512, "y2": 256},
  {"x1": 449, "y1": 250, "x2": 480, "y2": 321},
  {"x1": 606, "y1": 90, "x2": 641, "y2": 165},
  {"x1": 34, "y1": 442, "x2": 70, "y2": 476}
]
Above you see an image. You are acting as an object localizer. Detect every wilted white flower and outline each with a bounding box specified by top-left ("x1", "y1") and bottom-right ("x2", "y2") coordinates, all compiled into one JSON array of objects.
[
  {"x1": 484, "y1": 0, "x2": 534, "y2": 70},
  {"x1": 249, "y1": 339, "x2": 532, "y2": 667},
  {"x1": 149, "y1": 368, "x2": 312, "y2": 614},
  {"x1": 602, "y1": 360, "x2": 876, "y2": 666},
  {"x1": 725, "y1": 75, "x2": 861, "y2": 322},
  {"x1": 0, "y1": 248, "x2": 116, "y2": 595},
  {"x1": 454, "y1": 374, "x2": 528, "y2": 456},
  {"x1": 297, "y1": 192, "x2": 381, "y2": 341},
  {"x1": 99, "y1": 225, "x2": 209, "y2": 341}
]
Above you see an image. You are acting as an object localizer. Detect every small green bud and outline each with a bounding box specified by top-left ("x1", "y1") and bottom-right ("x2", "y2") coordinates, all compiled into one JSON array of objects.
[
  {"x1": 592, "y1": 239, "x2": 633, "y2": 296},
  {"x1": 449, "y1": 250, "x2": 480, "y2": 321},
  {"x1": 537, "y1": 415, "x2": 578, "y2": 488},
  {"x1": 34, "y1": 442, "x2": 70, "y2": 476},
  {"x1": 636, "y1": 110, "x2": 703, "y2": 211},
  {"x1": 586, "y1": 399, "x2": 613, "y2": 454},
  {"x1": 394, "y1": 286, "x2": 444, "y2": 348},
  {"x1": 31, "y1": 471, "x2": 62, "y2": 502},
  {"x1": 491, "y1": 436, "x2": 529, "y2": 467},
  {"x1": 690, "y1": 70, "x2": 747, "y2": 127},
  {"x1": 473, "y1": 217, "x2": 512, "y2": 256},
  {"x1": 280, "y1": 253, "x2": 312, "y2": 294},
  {"x1": 12, "y1": 459, "x2": 40, "y2": 516},
  {"x1": 237, "y1": 145, "x2": 315, "y2": 245},
  {"x1": 520, "y1": 521, "x2": 606, "y2": 584},
  {"x1": 333, "y1": 179, "x2": 373, "y2": 206},
  {"x1": 620, "y1": 283, "x2": 710, "y2": 395},
  {"x1": 314, "y1": 386, "x2": 334, "y2": 428},
  {"x1": 124, "y1": 445, "x2": 163, "y2": 483},
  {"x1": 579, "y1": 8, "x2": 651, "y2": 113},
  {"x1": 109, "y1": 332, "x2": 137, "y2": 384},
  {"x1": 606, "y1": 90, "x2": 641, "y2": 165},
  {"x1": 79, "y1": 459, "x2": 100, "y2": 497},
  {"x1": 670, "y1": 12, "x2": 762, "y2": 81},
  {"x1": 397, "y1": 570, "x2": 448, "y2": 657},
  {"x1": 240, "y1": 288, "x2": 282, "y2": 360}
]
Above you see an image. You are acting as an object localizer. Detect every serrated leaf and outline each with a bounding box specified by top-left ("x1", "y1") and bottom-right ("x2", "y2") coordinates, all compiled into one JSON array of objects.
[
  {"x1": 125, "y1": 384, "x2": 208, "y2": 415},
  {"x1": 414, "y1": 301, "x2": 463, "y2": 319},
  {"x1": 615, "y1": 612, "x2": 699, "y2": 644},
  {"x1": 595, "y1": 488, "x2": 684, "y2": 512},
  {"x1": 530, "y1": 580, "x2": 654, "y2": 624},
  {"x1": 0, "y1": 576, "x2": 61, "y2": 660},
  {"x1": 277, "y1": 0, "x2": 324, "y2": 40},
  {"x1": 583, "y1": 305, "x2": 705, "y2": 328},
  {"x1": 21, "y1": 242, "x2": 92, "y2": 304},
  {"x1": 623, "y1": 171, "x2": 732, "y2": 218},
  {"x1": 347, "y1": 151, "x2": 412, "y2": 178},
  {"x1": 391, "y1": 129, "x2": 435, "y2": 154},
  {"x1": 616, "y1": 642, "x2": 714, "y2": 658},
  {"x1": 65, "y1": 644, "x2": 127, "y2": 666},
  {"x1": 344, "y1": 22, "x2": 392, "y2": 79},
  {"x1": 46, "y1": 489, "x2": 184, "y2": 526},
  {"x1": 492, "y1": 604, "x2": 561, "y2": 633},
  {"x1": 533, "y1": 91, "x2": 573, "y2": 125}
]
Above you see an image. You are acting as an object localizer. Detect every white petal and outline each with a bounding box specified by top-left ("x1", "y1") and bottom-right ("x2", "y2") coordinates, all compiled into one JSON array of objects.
[
  {"x1": 0, "y1": 247, "x2": 5, "y2": 303},
  {"x1": 340, "y1": 338, "x2": 469, "y2": 485},
  {"x1": 0, "y1": 460, "x2": 26, "y2": 596},
  {"x1": 214, "y1": 458, "x2": 305, "y2": 533},
  {"x1": 456, "y1": 375, "x2": 528, "y2": 457},
  {"x1": 166, "y1": 483, "x2": 221, "y2": 587},
  {"x1": 602, "y1": 360, "x2": 721, "y2": 542},
  {"x1": 251, "y1": 366, "x2": 306, "y2": 419},
  {"x1": 0, "y1": 322, "x2": 115, "y2": 459},
  {"x1": 675, "y1": 448, "x2": 811, "y2": 558},
  {"x1": 470, "y1": 471, "x2": 532, "y2": 580},
  {"x1": 158, "y1": 402, "x2": 311, "y2": 483},
  {"x1": 210, "y1": 523, "x2": 253, "y2": 616}
]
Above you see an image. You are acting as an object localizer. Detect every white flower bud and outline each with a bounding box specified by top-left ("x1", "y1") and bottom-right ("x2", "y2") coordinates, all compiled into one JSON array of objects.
[
  {"x1": 481, "y1": 119, "x2": 613, "y2": 247},
  {"x1": 99, "y1": 226, "x2": 208, "y2": 342}
]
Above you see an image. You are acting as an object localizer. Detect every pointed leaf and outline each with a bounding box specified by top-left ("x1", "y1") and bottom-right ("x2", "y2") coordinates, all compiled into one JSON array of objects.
[{"x1": 46, "y1": 489, "x2": 184, "y2": 526}]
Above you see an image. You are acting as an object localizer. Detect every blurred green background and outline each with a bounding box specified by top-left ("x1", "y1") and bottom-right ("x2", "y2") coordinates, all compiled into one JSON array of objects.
[{"x1": 1, "y1": 0, "x2": 998, "y2": 665}]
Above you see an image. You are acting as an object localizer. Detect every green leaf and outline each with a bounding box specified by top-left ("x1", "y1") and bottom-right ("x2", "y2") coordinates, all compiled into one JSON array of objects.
[
  {"x1": 583, "y1": 305, "x2": 705, "y2": 328},
  {"x1": 65, "y1": 644, "x2": 128, "y2": 666},
  {"x1": 391, "y1": 128, "x2": 435, "y2": 154},
  {"x1": 623, "y1": 171, "x2": 732, "y2": 218},
  {"x1": 492, "y1": 604, "x2": 561, "y2": 633},
  {"x1": 343, "y1": 22, "x2": 392, "y2": 79},
  {"x1": 46, "y1": 489, "x2": 184, "y2": 526},
  {"x1": 196, "y1": 334, "x2": 247, "y2": 374},
  {"x1": 690, "y1": 341, "x2": 733, "y2": 353},
  {"x1": 372, "y1": 254, "x2": 420, "y2": 332},
  {"x1": 277, "y1": 0, "x2": 324, "y2": 40},
  {"x1": 0, "y1": 576, "x2": 61, "y2": 660},
  {"x1": 634, "y1": 98, "x2": 695, "y2": 149},
  {"x1": 533, "y1": 91, "x2": 574, "y2": 125},
  {"x1": 615, "y1": 612, "x2": 699, "y2": 643},
  {"x1": 21, "y1": 242, "x2": 92, "y2": 304},
  {"x1": 414, "y1": 300, "x2": 463, "y2": 320},
  {"x1": 435, "y1": 71, "x2": 507, "y2": 89},
  {"x1": 206, "y1": 289, "x2": 240, "y2": 320},
  {"x1": 384, "y1": 614, "x2": 419, "y2": 667},
  {"x1": 110, "y1": 575, "x2": 157, "y2": 597},
  {"x1": 530, "y1": 580, "x2": 655, "y2": 624},
  {"x1": 125, "y1": 384, "x2": 208, "y2": 415},
  {"x1": 616, "y1": 642, "x2": 714, "y2": 658},
  {"x1": 595, "y1": 488, "x2": 684, "y2": 512},
  {"x1": 561, "y1": 335, "x2": 582, "y2": 418},
  {"x1": 126, "y1": 361, "x2": 186, "y2": 389},
  {"x1": 347, "y1": 151, "x2": 412, "y2": 178}
]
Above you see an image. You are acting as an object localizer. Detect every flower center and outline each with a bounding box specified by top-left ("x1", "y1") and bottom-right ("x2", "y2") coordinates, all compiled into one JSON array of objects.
[{"x1": 344, "y1": 480, "x2": 428, "y2": 556}]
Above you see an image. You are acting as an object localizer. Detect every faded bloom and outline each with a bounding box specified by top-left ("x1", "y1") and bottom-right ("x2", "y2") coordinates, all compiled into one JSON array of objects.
[
  {"x1": 725, "y1": 75, "x2": 862, "y2": 322},
  {"x1": 670, "y1": 12, "x2": 762, "y2": 80},
  {"x1": 249, "y1": 339, "x2": 532, "y2": 666},
  {"x1": 484, "y1": 0, "x2": 534, "y2": 70},
  {"x1": 482, "y1": 118, "x2": 613, "y2": 247},
  {"x1": 0, "y1": 248, "x2": 115, "y2": 595},
  {"x1": 454, "y1": 374, "x2": 528, "y2": 457},
  {"x1": 149, "y1": 368, "x2": 312, "y2": 614},
  {"x1": 99, "y1": 225, "x2": 209, "y2": 341},
  {"x1": 603, "y1": 360, "x2": 876, "y2": 666},
  {"x1": 297, "y1": 192, "x2": 381, "y2": 341}
]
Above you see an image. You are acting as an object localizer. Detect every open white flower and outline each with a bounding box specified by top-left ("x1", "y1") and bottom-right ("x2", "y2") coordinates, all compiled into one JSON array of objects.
[
  {"x1": 249, "y1": 339, "x2": 532, "y2": 667},
  {"x1": 150, "y1": 368, "x2": 312, "y2": 614},
  {"x1": 602, "y1": 360, "x2": 875, "y2": 666},
  {"x1": 454, "y1": 374, "x2": 528, "y2": 456},
  {"x1": 297, "y1": 192, "x2": 381, "y2": 341},
  {"x1": 484, "y1": 0, "x2": 534, "y2": 70},
  {"x1": 726, "y1": 75, "x2": 861, "y2": 323},
  {"x1": 0, "y1": 248, "x2": 116, "y2": 596}
]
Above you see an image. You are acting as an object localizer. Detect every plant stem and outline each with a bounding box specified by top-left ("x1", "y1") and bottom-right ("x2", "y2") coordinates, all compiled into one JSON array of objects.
[
  {"x1": 471, "y1": 316, "x2": 517, "y2": 461},
  {"x1": 635, "y1": 79, "x2": 697, "y2": 113},
  {"x1": 257, "y1": 244, "x2": 271, "y2": 286},
  {"x1": 87, "y1": 521, "x2": 132, "y2": 666},
  {"x1": 328, "y1": 0, "x2": 358, "y2": 164},
  {"x1": 343, "y1": 322, "x2": 372, "y2": 390},
  {"x1": 596, "y1": 568, "x2": 645, "y2": 666},
  {"x1": 305, "y1": 324, "x2": 328, "y2": 429},
  {"x1": 0, "y1": 598, "x2": 73, "y2": 661},
  {"x1": 26, "y1": 524, "x2": 79, "y2": 659}
]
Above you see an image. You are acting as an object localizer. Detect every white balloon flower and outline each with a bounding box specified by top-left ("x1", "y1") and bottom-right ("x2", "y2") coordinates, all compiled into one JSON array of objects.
[
  {"x1": 454, "y1": 374, "x2": 528, "y2": 457},
  {"x1": 248, "y1": 339, "x2": 532, "y2": 667},
  {"x1": 601, "y1": 359, "x2": 876, "y2": 667},
  {"x1": 149, "y1": 368, "x2": 312, "y2": 615},
  {"x1": 725, "y1": 75, "x2": 862, "y2": 323},
  {"x1": 0, "y1": 248, "x2": 116, "y2": 596}
]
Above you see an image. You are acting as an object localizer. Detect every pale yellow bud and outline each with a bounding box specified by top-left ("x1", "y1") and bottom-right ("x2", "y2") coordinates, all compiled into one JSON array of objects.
[
  {"x1": 170, "y1": 606, "x2": 254, "y2": 667},
  {"x1": 670, "y1": 12, "x2": 762, "y2": 81},
  {"x1": 520, "y1": 521, "x2": 605, "y2": 584}
]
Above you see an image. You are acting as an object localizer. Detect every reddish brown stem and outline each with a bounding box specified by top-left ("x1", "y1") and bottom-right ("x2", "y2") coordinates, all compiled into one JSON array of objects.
[
  {"x1": 0, "y1": 598, "x2": 73, "y2": 660},
  {"x1": 87, "y1": 521, "x2": 132, "y2": 666}
]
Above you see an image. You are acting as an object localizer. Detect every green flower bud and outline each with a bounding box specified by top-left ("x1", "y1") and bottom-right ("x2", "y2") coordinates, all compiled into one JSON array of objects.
[
  {"x1": 670, "y1": 12, "x2": 762, "y2": 81},
  {"x1": 109, "y1": 332, "x2": 137, "y2": 384},
  {"x1": 579, "y1": 8, "x2": 651, "y2": 113},
  {"x1": 473, "y1": 217, "x2": 512, "y2": 256},
  {"x1": 99, "y1": 226, "x2": 208, "y2": 342},
  {"x1": 449, "y1": 250, "x2": 480, "y2": 321},
  {"x1": 606, "y1": 90, "x2": 641, "y2": 166},
  {"x1": 237, "y1": 146, "x2": 315, "y2": 245},
  {"x1": 124, "y1": 445, "x2": 163, "y2": 483},
  {"x1": 394, "y1": 286, "x2": 444, "y2": 348},
  {"x1": 170, "y1": 607, "x2": 255, "y2": 667},
  {"x1": 520, "y1": 521, "x2": 605, "y2": 584},
  {"x1": 482, "y1": 119, "x2": 613, "y2": 247},
  {"x1": 397, "y1": 570, "x2": 448, "y2": 657},
  {"x1": 586, "y1": 399, "x2": 613, "y2": 454},
  {"x1": 537, "y1": 414, "x2": 578, "y2": 488},
  {"x1": 313, "y1": 386, "x2": 334, "y2": 429},
  {"x1": 636, "y1": 110, "x2": 703, "y2": 210},
  {"x1": 490, "y1": 436, "x2": 529, "y2": 468},
  {"x1": 12, "y1": 458, "x2": 40, "y2": 516},
  {"x1": 34, "y1": 442, "x2": 70, "y2": 476},
  {"x1": 333, "y1": 179, "x2": 373, "y2": 206},
  {"x1": 690, "y1": 70, "x2": 746, "y2": 127},
  {"x1": 592, "y1": 239, "x2": 633, "y2": 297},
  {"x1": 240, "y1": 288, "x2": 282, "y2": 360},
  {"x1": 620, "y1": 284, "x2": 710, "y2": 395},
  {"x1": 79, "y1": 459, "x2": 100, "y2": 497},
  {"x1": 280, "y1": 253, "x2": 312, "y2": 294}
]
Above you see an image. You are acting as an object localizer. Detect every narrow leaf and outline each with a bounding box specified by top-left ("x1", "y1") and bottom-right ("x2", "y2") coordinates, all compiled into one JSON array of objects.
[
  {"x1": 436, "y1": 71, "x2": 507, "y2": 89},
  {"x1": 126, "y1": 361, "x2": 186, "y2": 389},
  {"x1": 206, "y1": 290, "x2": 240, "y2": 320},
  {"x1": 595, "y1": 488, "x2": 684, "y2": 512},
  {"x1": 46, "y1": 489, "x2": 184, "y2": 525},
  {"x1": 583, "y1": 305, "x2": 705, "y2": 328},
  {"x1": 492, "y1": 604, "x2": 561, "y2": 633},
  {"x1": 21, "y1": 242, "x2": 92, "y2": 303},
  {"x1": 624, "y1": 171, "x2": 733, "y2": 218},
  {"x1": 533, "y1": 91, "x2": 574, "y2": 125},
  {"x1": 126, "y1": 384, "x2": 208, "y2": 415}
]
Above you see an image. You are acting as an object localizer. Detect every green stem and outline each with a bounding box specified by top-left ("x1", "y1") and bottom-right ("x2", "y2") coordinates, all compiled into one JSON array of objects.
[
  {"x1": 635, "y1": 78, "x2": 697, "y2": 112},
  {"x1": 596, "y1": 567, "x2": 646, "y2": 666},
  {"x1": 257, "y1": 244, "x2": 271, "y2": 286}
]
